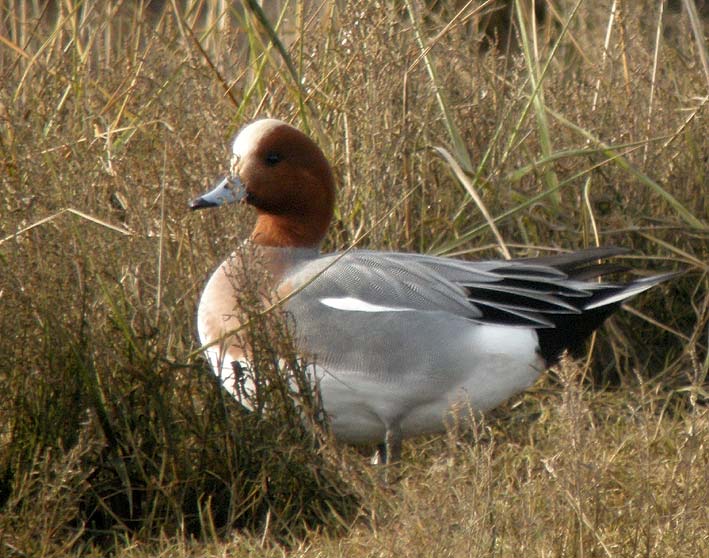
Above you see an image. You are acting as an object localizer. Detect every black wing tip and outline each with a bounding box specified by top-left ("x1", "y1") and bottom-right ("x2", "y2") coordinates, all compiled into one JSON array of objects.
[
  {"x1": 515, "y1": 246, "x2": 630, "y2": 267},
  {"x1": 635, "y1": 270, "x2": 682, "y2": 285}
]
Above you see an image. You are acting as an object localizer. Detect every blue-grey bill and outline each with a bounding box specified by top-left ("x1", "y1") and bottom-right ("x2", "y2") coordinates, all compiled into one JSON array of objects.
[{"x1": 189, "y1": 176, "x2": 246, "y2": 210}]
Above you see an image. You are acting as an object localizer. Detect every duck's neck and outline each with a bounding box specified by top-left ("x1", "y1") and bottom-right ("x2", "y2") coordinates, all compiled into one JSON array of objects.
[
  {"x1": 250, "y1": 243, "x2": 320, "y2": 284},
  {"x1": 251, "y1": 213, "x2": 328, "y2": 249}
]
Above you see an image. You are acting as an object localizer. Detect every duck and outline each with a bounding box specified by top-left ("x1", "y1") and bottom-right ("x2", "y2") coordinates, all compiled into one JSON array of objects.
[{"x1": 190, "y1": 118, "x2": 672, "y2": 463}]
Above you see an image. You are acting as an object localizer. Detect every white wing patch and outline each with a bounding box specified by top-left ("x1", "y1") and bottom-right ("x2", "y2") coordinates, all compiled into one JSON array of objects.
[{"x1": 319, "y1": 297, "x2": 415, "y2": 313}]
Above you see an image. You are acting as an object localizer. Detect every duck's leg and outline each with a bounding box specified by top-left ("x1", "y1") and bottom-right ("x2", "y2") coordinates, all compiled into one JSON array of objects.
[
  {"x1": 384, "y1": 424, "x2": 403, "y2": 464},
  {"x1": 371, "y1": 424, "x2": 403, "y2": 466}
]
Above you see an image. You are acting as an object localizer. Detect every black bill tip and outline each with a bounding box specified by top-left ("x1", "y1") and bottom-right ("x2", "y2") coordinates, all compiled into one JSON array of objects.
[{"x1": 189, "y1": 196, "x2": 219, "y2": 210}]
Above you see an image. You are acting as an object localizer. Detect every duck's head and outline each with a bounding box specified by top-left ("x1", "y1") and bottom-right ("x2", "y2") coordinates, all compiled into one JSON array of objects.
[{"x1": 190, "y1": 119, "x2": 335, "y2": 249}]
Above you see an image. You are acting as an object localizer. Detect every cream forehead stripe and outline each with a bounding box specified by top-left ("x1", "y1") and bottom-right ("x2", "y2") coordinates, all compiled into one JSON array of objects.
[{"x1": 232, "y1": 118, "x2": 290, "y2": 158}]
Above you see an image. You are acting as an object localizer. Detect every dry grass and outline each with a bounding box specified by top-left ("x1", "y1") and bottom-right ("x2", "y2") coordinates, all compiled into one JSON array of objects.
[{"x1": 0, "y1": 0, "x2": 707, "y2": 556}]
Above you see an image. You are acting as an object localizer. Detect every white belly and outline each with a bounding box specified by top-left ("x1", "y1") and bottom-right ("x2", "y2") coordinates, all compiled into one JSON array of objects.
[
  {"x1": 204, "y1": 325, "x2": 545, "y2": 445},
  {"x1": 317, "y1": 325, "x2": 545, "y2": 443}
]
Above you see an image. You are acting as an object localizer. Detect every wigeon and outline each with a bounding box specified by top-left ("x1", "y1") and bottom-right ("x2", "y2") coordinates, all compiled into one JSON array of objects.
[{"x1": 190, "y1": 118, "x2": 672, "y2": 463}]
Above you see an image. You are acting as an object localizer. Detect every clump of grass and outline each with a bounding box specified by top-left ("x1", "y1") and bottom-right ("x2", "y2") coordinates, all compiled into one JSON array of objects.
[
  {"x1": 288, "y1": 357, "x2": 709, "y2": 558},
  {"x1": 0, "y1": 220, "x2": 359, "y2": 555},
  {"x1": 1, "y1": 0, "x2": 707, "y2": 556},
  {"x1": 1, "y1": 6, "x2": 362, "y2": 552}
]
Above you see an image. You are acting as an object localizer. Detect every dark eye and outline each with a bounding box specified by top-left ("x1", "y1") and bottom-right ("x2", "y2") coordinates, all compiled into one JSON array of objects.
[{"x1": 264, "y1": 152, "x2": 282, "y2": 166}]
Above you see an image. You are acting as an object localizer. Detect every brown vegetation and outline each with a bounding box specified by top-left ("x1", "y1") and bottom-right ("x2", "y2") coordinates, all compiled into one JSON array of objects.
[{"x1": 0, "y1": 1, "x2": 707, "y2": 556}]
